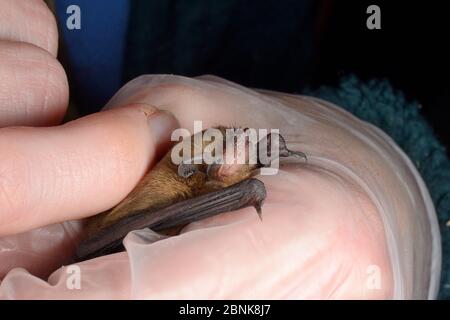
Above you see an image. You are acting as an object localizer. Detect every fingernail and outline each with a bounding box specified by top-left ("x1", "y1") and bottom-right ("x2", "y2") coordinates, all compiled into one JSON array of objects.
[
  {"x1": 146, "y1": 109, "x2": 180, "y2": 150},
  {"x1": 116, "y1": 102, "x2": 179, "y2": 152}
]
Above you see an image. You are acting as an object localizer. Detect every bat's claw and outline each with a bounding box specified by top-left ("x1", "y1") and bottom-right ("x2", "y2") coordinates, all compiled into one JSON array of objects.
[{"x1": 254, "y1": 199, "x2": 264, "y2": 221}]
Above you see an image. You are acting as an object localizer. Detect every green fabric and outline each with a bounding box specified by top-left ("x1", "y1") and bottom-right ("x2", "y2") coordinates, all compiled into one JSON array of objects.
[{"x1": 307, "y1": 75, "x2": 450, "y2": 299}]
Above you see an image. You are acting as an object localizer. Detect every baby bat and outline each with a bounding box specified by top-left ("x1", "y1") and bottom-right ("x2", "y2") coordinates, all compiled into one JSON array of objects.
[{"x1": 73, "y1": 126, "x2": 306, "y2": 262}]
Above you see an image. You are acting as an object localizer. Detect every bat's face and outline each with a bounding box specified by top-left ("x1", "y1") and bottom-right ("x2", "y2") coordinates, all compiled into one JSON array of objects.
[{"x1": 175, "y1": 126, "x2": 261, "y2": 187}]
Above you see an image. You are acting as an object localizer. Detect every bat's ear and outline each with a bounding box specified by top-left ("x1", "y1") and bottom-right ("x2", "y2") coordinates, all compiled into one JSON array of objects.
[{"x1": 256, "y1": 133, "x2": 307, "y2": 168}]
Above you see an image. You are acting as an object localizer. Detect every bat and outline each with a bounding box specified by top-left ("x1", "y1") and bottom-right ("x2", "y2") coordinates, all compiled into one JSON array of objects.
[{"x1": 73, "y1": 127, "x2": 306, "y2": 262}]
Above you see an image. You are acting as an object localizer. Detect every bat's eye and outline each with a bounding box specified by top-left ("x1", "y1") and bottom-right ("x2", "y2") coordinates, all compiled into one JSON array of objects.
[{"x1": 177, "y1": 163, "x2": 199, "y2": 178}]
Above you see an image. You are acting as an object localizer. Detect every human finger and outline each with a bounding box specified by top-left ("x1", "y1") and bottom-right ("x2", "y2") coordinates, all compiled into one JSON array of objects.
[{"x1": 0, "y1": 104, "x2": 178, "y2": 236}]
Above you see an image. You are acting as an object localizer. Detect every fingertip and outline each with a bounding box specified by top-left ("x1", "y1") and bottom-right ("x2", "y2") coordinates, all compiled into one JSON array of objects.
[
  {"x1": 146, "y1": 109, "x2": 180, "y2": 158},
  {"x1": 103, "y1": 103, "x2": 179, "y2": 160}
]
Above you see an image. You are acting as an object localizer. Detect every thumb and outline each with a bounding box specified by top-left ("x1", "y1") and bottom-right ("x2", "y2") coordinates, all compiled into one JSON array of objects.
[{"x1": 0, "y1": 103, "x2": 179, "y2": 236}]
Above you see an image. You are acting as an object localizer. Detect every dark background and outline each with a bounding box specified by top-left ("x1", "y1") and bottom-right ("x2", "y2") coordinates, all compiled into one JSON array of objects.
[
  {"x1": 313, "y1": 1, "x2": 449, "y2": 153},
  {"x1": 124, "y1": 0, "x2": 450, "y2": 153},
  {"x1": 61, "y1": 0, "x2": 449, "y2": 153}
]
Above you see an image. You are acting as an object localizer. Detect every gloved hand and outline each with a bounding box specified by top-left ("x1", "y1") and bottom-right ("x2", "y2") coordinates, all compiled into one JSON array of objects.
[{"x1": 0, "y1": 0, "x2": 438, "y2": 300}]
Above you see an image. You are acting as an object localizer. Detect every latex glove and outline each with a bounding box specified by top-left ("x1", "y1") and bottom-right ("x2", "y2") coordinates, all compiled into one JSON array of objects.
[{"x1": 0, "y1": 74, "x2": 439, "y2": 299}]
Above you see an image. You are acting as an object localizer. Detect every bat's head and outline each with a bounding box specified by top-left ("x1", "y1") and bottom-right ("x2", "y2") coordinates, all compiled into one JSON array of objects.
[
  {"x1": 174, "y1": 126, "x2": 258, "y2": 187},
  {"x1": 174, "y1": 126, "x2": 306, "y2": 187}
]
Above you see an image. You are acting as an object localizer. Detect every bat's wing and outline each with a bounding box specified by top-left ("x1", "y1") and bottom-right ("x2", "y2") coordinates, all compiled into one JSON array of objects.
[{"x1": 73, "y1": 178, "x2": 266, "y2": 262}]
